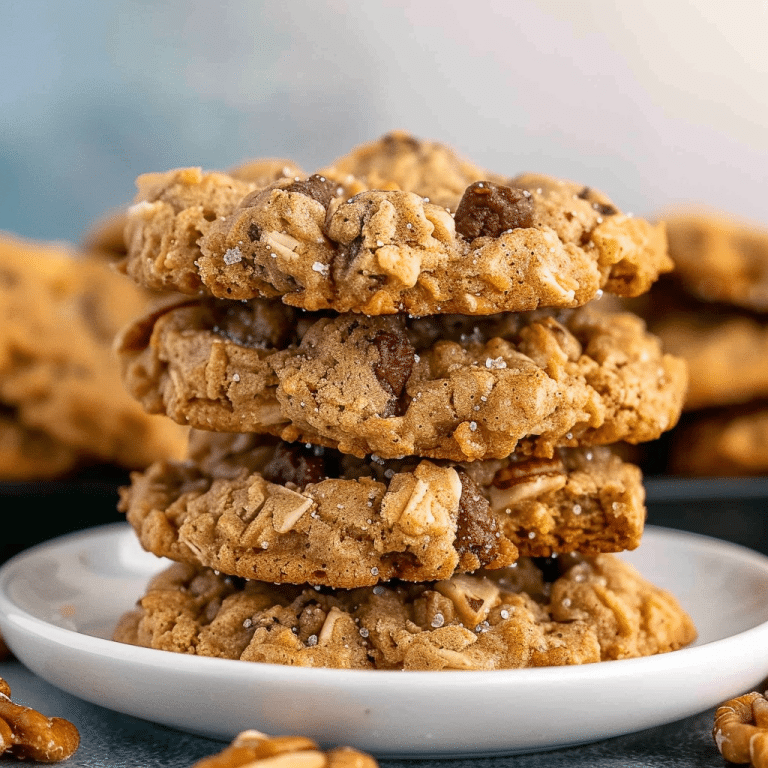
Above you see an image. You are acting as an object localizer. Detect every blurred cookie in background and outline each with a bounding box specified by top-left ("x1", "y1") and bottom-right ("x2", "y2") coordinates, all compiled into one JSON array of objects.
[
  {"x1": 0, "y1": 231, "x2": 189, "y2": 472},
  {"x1": 638, "y1": 210, "x2": 768, "y2": 476},
  {"x1": 668, "y1": 404, "x2": 768, "y2": 477}
]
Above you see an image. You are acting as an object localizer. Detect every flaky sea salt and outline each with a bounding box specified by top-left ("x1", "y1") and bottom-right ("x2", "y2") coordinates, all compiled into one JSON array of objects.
[{"x1": 223, "y1": 246, "x2": 243, "y2": 265}]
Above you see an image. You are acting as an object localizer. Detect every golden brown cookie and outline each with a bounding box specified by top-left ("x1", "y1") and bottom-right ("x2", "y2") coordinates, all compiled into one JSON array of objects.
[
  {"x1": 652, "y1": 309, "x2": 768, "y2": 411},
  {"x1": 114, "y1": 553, "x2": 696, "y2": 670},
  {"x1": 668, "y1": 405, "x2": 768, "y2": 476},
  {"x1": 120, "y1": 137, "x2": 671, "y2": 315},
  {"x1": 317, "y1": 130, "x2": 505, "y2": 211},
  {"x1": 119, "y1": 432, "x2": 645, "y2": 588},
  {"x1": 0, "y1": 231, "x2": 188, "y2": 469},
  {"x1": 663, "y1": 209, "x2": 768, "y2": 312},
  {"x1": 0, "y1": 407, "x2": 81, "y2": 480},
  {"x1": 117, "y1": 298, "x2": 686, "y2": 461},
  {"x1": 81, "y1": 207, "x2": 128, "y2": 260}
]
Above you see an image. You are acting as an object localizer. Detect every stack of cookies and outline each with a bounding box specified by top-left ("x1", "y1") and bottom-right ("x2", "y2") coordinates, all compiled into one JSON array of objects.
[
  {"x1": 640, "y1": 210, "x2": 768, "y2": 476},
  {"x1": 112, "y1": 133, "x2": 696, "y2": 670}
]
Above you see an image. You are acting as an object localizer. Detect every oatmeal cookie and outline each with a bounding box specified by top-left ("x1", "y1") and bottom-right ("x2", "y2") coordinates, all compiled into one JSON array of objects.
[
  {"x1": 317, "y1": 130, "x2": 506, "y2": 211},
  {"x1": 668, "y1": 405, "x2": 768, "y2": 476},
  {"x1": 663, "y1": 209, "x2": 768, "y2": 312},
  {"x1": 0, "y1": 407, "x2": 81, "y2": 480},
  {"x1": 119, "y1": 432, "x2": 645, "y2": 588},
  {"x1": 652, "y1": 309, "x2": 768, "y2": 411},
  {"x1": 118, "y1": 298, "x2": 686, "y2": 461},
  {"x1": 121, "y1": 140, "x2": 671, "y2": 315},
  {"x1": 113, "y1": 553, "x2": 696, "y2": 670},
  {"x1": 0, "y1": 232, "x2": 188, "y2": 468}
]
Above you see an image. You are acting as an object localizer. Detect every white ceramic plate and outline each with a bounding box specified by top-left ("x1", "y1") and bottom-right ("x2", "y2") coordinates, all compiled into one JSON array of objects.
[{"x1": 1, "y1": 523, "x2": 768, "y2": 758}]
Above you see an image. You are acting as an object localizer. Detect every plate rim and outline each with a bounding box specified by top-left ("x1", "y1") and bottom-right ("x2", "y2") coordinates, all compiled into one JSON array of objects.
[{"x1": 3, "y1": 522, "x2": 768, "y2": 756}]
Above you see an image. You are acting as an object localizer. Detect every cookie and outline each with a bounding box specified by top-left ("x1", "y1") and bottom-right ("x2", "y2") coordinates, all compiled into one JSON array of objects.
[
  {"x1": 663, "y1": 209, "x2": 768, "y2": 312},
  {"x1": 0, "y1": 231, "x2": 188, "y2": 468},
  {"x1": 120, "y1": 138, "x2": 671, "y2": 315},
  {"x1": 651, "y1": 309, "x2": 768, "y2": 411},
  {"x1": 117, "y1": 297, "x2": 687, "y2": 461},
  {"x1": 668, "y1": 405, "x2": 768, "y2": 476},
  {"x1": 0, "y1": 407, "x2": 81, "y2": 481},
  {"x1": 119, "y1": 431, "x2": 645, "y2": 588},
  {"x1": 113, "y1": 552, "x2": 696, "y2": 670},
  {"x1": 317, "y1": 130, "x2": 506, "y2": 211},
  {"x1": 81, "y1": 208, "x2": 128, "y2": 260}
]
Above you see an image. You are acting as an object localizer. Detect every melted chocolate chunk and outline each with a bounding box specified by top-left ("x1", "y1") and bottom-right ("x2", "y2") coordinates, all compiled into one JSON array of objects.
[
  {"x1": 285, "y1": 175, "x2": 337, "y2": 208},
  {"x1": 247, "y1": 222, "x2": 261, "y2": 242},
  {"x1": 262, "y1": 442, "x2": 327, "y2": 488},
  {"x1": 372, "y1": 328, "x2": 415, "y2": 398},
  {"x1": 577, "y1": 186, "x2": 618, "y2": 217},
  {"x1": 454, "y1": 469, "x2": 500, "y2": 560},
  {"x1": 454, "y1": 181, "x2": 535, "y2": 240}
]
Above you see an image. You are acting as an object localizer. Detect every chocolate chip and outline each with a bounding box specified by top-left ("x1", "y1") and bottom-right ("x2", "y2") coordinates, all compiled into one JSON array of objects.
[
  {"x1": 576, "y1": 186, "x2": 618, "y2": 217},
  {"x1": 454, "y1": 181, "x2": 535, "y2": 240},
  {"x1": 247, "y1": 222, "x2": 261, "y2": 242},
  {"x1": 454, "y1": 469, "x2": 501, "y2": 560},
  {"x1": 285, "y1": 174, "x2": 337, "y2": 208},
  {"x1": 261, "y1": 443, "x2": 326, "y2": 488},
  {"x1": 372, "y1": 328, "x2": 415, "y2": 398},
  {"x1": 207, "y1": 301, "x2": 300, "y2": 349}
]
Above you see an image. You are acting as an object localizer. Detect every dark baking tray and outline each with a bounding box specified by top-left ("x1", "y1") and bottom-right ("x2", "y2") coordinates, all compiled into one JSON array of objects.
[{"x1": 1, "y1": 464, "x2": 128, "y2": 563}]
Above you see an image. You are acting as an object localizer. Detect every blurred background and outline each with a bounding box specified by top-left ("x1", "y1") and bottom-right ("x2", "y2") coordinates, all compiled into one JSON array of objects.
[{"x1": 2, "y1": 0, "x2": 767, "y2": 243}]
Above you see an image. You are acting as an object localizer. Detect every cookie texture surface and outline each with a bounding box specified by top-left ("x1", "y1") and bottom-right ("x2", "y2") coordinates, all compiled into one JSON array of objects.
[
  {"x1": 118, "y1": 298, "x2": 687, "y2": 460},
  {"x1": 114, "y1": 553, "x2": 696, "y2": 670},
  {"x1": 0, "y1": 231, "x2": 188, "y2": 468},
  {"x1": 120, "y1": 134, "x2": 671, "y2": 315},
  {"x1": 119, "y1": 432, "x2": 645, "y2": 588},
  {"x1": 663, "y1": 210, "x2": 768, "y2": 312}
]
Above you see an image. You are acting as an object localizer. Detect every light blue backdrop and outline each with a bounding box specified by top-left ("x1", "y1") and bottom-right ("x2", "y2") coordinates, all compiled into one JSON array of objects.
[{"x1": 2, "y1": 0, "x2": 767, "y2": 244}]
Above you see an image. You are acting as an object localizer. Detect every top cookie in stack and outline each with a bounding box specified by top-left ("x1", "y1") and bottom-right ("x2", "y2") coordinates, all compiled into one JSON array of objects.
[{"x1": 113, "y1": 133, "x2": 695, "y2": 669}]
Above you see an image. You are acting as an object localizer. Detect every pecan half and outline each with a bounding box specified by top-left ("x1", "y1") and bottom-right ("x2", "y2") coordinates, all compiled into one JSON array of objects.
[
  {"x1": 0, "y1": 677, "x2": 79, "y2": 762},
  {"x1": 191, "y1": 729, "x2": 378, "y2": 768},
  {"x1": 713, "y1": 691, "x2": 768, "y2": 766}
]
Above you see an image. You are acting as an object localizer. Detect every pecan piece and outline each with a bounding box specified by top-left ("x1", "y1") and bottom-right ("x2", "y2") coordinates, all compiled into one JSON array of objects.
[
  {"x1": 713, "y1": 691, "x2": 768, "y2": 766},
  {"x1": 192, "y1": 729, "x2": 378, "y2": 768},
  {"x1": 490, "y1": 456, "x2": 567, "y2": 507},
  {"x1": 454, "y1": 181, "x2": 535, "y2": 240},
  {"x1": 0, "y1": 677, "x2": 80, "y2": 762}
]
